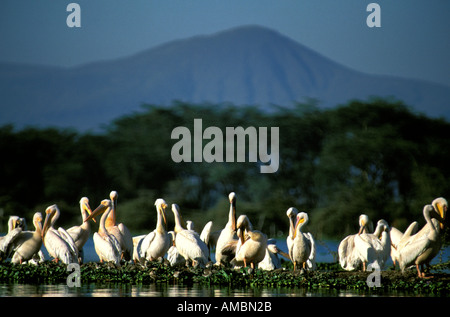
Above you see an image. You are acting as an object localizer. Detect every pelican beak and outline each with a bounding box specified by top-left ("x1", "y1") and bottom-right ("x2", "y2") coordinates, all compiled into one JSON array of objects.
[
  {"x1": 161, "y1": 202, "x2": 168, "y2": 229},
  {"x1": 358, "y1": 219, "x2": 366, "y2": 235},
  {"x1": 42, "y1": 207, "x2": 54, "y2": 239},
  {"x1": 238, "y1": 228, "x2": 245, "y2": 245},
  {"x1": 83, "y1": 200, "x2": 97, "y2": 223},
  {"x1": 436, "y1": 203, "x2": 447, "y2": 230},
  {"x1": 84, "y1": 202, "x2": 108, "y2": 223},
  {"x1": 293, "y1": 215, "x2": 305, "y2": 239}
]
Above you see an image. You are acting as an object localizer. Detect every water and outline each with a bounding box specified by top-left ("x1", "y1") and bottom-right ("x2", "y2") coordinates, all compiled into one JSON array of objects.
[{"x1": 1, "y1": 238, "x2": 448, "y2": 297}]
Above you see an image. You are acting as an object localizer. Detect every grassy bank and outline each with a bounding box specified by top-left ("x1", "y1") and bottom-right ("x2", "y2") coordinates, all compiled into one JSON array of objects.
[{"x1": 0, "y1": 261, "x2": 449, "y2": 295}]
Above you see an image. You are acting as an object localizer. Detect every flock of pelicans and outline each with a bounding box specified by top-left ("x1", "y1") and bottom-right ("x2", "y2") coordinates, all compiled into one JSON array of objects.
[{"x1": 0, "y1": 191, "x2": 447, "y2": 279}]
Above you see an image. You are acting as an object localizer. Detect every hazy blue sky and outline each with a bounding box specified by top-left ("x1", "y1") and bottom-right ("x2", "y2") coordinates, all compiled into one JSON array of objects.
[{"x1": 1, "y1": 0, "x2": 449, "y2": 87}]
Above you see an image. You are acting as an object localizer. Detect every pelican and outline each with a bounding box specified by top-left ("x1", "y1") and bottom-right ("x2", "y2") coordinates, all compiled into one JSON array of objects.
[
  {"x1": 289, "y1": 212, "x2": 316, "y2": 272},
  {"x1": 338, "y1": 214, "x2": 372, "y2": 271},
  {"x1": 257, "y1": 240, "x2": 290, "y2": 270},
  {"x1": 286, "y1": 207, "x2": 316, "y2": 269},
  {"x1": 215, "y1": 192, "x2": 237, "y2": 265},
  {"x1": 11, "y1": 212, "x2": 43, "y2": 264},
  {"x1": 390, "y1": 221, "x2": 418, "y2": 268},
  {"x1": 171, "y1": 204, "x2": 209, "y2": 268},
  {"x1": 135, "y1": 198, "x2": 171, "y2": 261},
  {"x1": 84, "y1": 199, "x2": 121, "y2": 265},
  {"x1": 397, "y1": 198, "x2": 447, "y2": 278},
  {"x1": 42, "y1": 205, "x2": 79, "y2": 264},
  {"x1": 0, "y1": 216, "x2": 25, "y2": 261},
  {"x1": 232, "y1": 215, "x2": 268, "y2": 269},
  {"x1": 167, "y1": 231, "x2": 185, "y2": 267},
  {"x1": 66, "y1": 197, "x2": 94, "y2": 263},
  {"x1": 354, "y1": 219, "x2": 391, "y2": 271},
  {"x1": 106, "y1": 191, "x2": 133, "y2": 261}
]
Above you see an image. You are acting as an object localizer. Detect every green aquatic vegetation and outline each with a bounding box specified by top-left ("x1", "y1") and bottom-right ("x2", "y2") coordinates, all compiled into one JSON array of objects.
[{"x1": 0, "y1": 261, "x2": 448, "y2": 294}]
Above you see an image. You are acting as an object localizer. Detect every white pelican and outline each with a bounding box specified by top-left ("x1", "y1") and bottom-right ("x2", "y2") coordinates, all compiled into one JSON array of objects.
[
  {"x1": 136, "y1": 198, "x2": 171, "y2": 261},
  {"x1": 286, "y1": 207, "x2": 316, "y2": 269},
  {"x1": 289, "y1": 212, "x2": 316, "y2": 272},
  {"x1": 0, "y1": 216, "x2": 25, "y2": 261},
  {"x1": 66, "y1": 197, "x2": 94, "y2": 263},
  {"x1": 167, "y1": 231, "x2": 185, "y2": 267},
  {"x1": 42, "y1": 205, "x2": 79, "y2": 264},
  {"x1": 397, "y1": 198, "x2": 447, "y2": 278},
  {"x1": 232, "y1": 215, "x2": 268, "y2": 269},
  {"x1": 106, "y1": 191, "x2": 134, "y2": 261},
  {"x1": 354, "y1": 219, "x2": 391, "y2": 271},
  {"x1": 215, "y1": 192, "x2": 237, "y2": 265},
  {"x1": 171, "y1": 204, "x2": 209, "y2": 268},
  {"x1": 84, "y1": 199, "x2": 122, "y2": 265},
  {"x1": 390, "y1": 221, "x2": 418, "y2": 268},
  {"x1": 338, "y1": 214, "x2": 372, "y2": 271},
  {"x1": 11, "y1": 212, "x2": 43, "y2": 264},
  {"x1": 258, "y1": 240, "x2": 290, "y2": 270}
]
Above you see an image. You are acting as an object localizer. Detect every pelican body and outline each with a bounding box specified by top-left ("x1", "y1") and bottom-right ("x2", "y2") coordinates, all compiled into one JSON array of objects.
[
  {"x1": 42, "y1": 205, "x2": 79, "y2": 264},
  {"x1": 172, "y1": 204, "x2": 209, "y2": 268},
  {"x1": 11, "y1": 212, "x2": 43, "y2": 264},
  {"x1": 397, "y1": 198, "x2": 447, "y2": 278},
  {"x1": 136, "y1": 198, "x2": 171, "y2": 261},
  {"x1": 354, "y1": 219, "x2": 391, "y2": 271},
  {"x1": 66, "y1": 197, "x2": 93, "y2": 263},
  {"x1": 106, "y1": 191, "x2": 133, "y2": 261},
  {"x1": 338, "y1": 214, "x2": 371, "y2": 271},
  {"x1": 215, "y1": 192, "x2": 237, "y2": 265},
  {"x1": 289, "y1": 212, "x2": 316, "y2": 272},
  {"x1": 85, "y1": 199, "x2": 122, "y2": 265},
  {"x1": 0, "y1": 216, "x2": 25, "y2": 261}
]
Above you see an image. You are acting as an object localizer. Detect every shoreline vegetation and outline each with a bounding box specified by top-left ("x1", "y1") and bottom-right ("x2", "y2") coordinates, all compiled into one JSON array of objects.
[{"x1": 0, "y1": 260, "x2": 449, "y2": 295}]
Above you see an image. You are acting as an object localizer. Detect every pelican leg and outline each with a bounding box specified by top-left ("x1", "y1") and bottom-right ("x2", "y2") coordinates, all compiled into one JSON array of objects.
[
  {"x1": 362, "y1": 262, "x2": 366, "y2": 272},
  {"x1": 293, "y1": 262, "x2": 297, "y2": 272}
]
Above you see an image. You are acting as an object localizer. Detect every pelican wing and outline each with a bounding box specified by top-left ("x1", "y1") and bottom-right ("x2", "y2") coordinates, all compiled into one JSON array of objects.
[
  {"x1": 398, "y1": 228, "x2": 430, "y2": 269},
  {"x1": 57, "y1": 227, "x2": 79, "y2": 257},
  {"x1": 140, "y1": 231, "x2": 156, "y2": 258},
  {"x1": 0, "y1": 227, "x2": 22, "y2": 256},
  {"x1": 118, "y1": 223, "x2": 134, "y2": 259},
  {"x1": 93, "y1": 232, "x2": 121, "y2": 264},
  {"x1": 305, "y1": 232, "x2": 316, "y2": 270},
  {"x1": 175, "y1": 229, "x2": 209, "y2": 265},
  {"x1": 200, "y1": 221, "x2": 213, "y2": 246}
]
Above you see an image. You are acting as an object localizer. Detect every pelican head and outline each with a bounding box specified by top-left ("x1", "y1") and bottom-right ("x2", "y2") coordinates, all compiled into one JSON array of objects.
[
  {"x1": 8, "y1": 216, "x2": 25, "y2": 232},
  {"x1": 171, "y1": 203, "x2": 187, "y2": 232},
  {"x1": 358, "y1": 214, "x2": 370, "y2": 235},
  {"x1": 375, "y1": 219, "x2": 389, "y2": 238},
  {"x1": 228, "y1": 192, "x2": 236, "y2": 204},
  {"x1": 33, "y1": 212, "x2": 43, "y2": 233},
  {"x1": 80, "y1": 197, "x2": 95, "y2": 223},
  {"x1": 293, "y1": 212, "x2": 309, "y2": 238},
  {"x1": 110, "y1": 191, "x2": 118, "y2": 202},
  {"x1": 84, "y1": 199, "x2": 111, "y2": 223},
  {"x1": 236, "y1": 215, "x2": 251, "y2": 244},
  {"x1": 42, "y1": 204, "x2": 60, "y2": 238},
  {"x1": 155, "y1": 198, "x2": 168, "y2": 228},
  {"x1": 432, "y1": 197, "x2": 447, "y2": 229},
  {"x1": 286, "y1": 207, "x2": 299, "y2": 218}
]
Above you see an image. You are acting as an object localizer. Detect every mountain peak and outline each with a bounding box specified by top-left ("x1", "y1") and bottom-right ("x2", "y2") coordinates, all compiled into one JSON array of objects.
[{"x1": 1, "y1": 26, "x2": 450, "y2": 130}]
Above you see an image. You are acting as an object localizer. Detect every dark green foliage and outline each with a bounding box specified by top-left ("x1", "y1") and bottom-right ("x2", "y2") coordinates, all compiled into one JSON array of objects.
[{"x1": 1, "y1": 99, "x2": 449, "y2": 244}]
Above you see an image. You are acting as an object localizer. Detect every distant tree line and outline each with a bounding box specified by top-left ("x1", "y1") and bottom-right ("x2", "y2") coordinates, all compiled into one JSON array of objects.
[{"x1": 0, "y1": 99, "x2": 449, "y2": 243}]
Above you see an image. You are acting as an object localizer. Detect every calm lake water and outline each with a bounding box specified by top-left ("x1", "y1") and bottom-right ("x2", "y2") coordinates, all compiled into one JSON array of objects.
[{"x1": 1, "y1": 238, "x2": 448, "y2": 297}]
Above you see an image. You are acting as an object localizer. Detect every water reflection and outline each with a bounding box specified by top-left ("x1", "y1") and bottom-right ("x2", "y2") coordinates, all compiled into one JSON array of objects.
[{"x1": 0, "y1": 283, "x2": 439, "y2": 297}]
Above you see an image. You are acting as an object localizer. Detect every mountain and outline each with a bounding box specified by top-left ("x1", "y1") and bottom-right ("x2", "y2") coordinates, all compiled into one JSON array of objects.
[{"x1": 1, "y1": 25, "x2": 450, "y2": 131}]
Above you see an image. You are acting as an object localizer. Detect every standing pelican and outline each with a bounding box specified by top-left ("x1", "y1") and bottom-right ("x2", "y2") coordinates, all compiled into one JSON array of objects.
[
  {"x1": 66, "y1": 197, "x2": 94, "y2": 263},
  {"x1": 289, "y1": 212, "x2": 316, "y2": 272},
  {"x1": 171, "y1": 204, "x2": 209, "y2": 268},
  {"x1": 397, "y1": 198, "x2": 447, "y2": 278},
  {"x1": 215, "y1": 192, "x2": 237, "y2": 265},
  {"x1": 232, "y1": 215, "x2": 268, "y2": 269},
  {"x1": 106, "y1": 191, "x2": 133, "y2": 261},
  {"x1": 0, "y1": 216, "x2": 25, "y2": 261},
  {"x1": 354, "y1": 219, "x2": 391, "y2": 271},
  {"x1": 11, "y1": 212, "x2": 43, "y2": 264},
  {"x1": 338, "y1": 214, "x2": 372, "y2": 271},
  {"x1": 42, "y1": 205, "x2": 78, "y2": 264},
  {"x1": 84, "y1": 199, "x2": 121, "y2": 265},
  {"x1": 136, "y1": 198, "x2": 171, "y2": 261}
]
